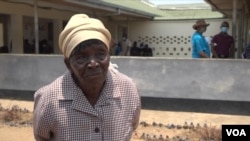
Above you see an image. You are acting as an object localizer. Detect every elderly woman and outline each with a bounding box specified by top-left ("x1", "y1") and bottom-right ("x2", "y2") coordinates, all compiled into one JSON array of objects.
[
  {"x1": 33, "y1": 14, "x2": 141, "y2": 141},
  {"x1": 191, "y1": 19, "x2": 211, "y2": 58}
]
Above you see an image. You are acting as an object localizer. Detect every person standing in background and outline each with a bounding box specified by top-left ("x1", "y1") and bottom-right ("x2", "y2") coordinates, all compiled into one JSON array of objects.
[
  {"x1": 130, "y1": 41, "x2": 140, "y2": 56},
  {"x1": 119, "y1": 34, "x2": 132, "y2": 56},
  {"x1": 114, "y1": 41, "x2": 122, "y2": 56},
  {"x1": 191, "y1": 19, "x2": 211, "y2": 58},
  {"x1": 211, "y1": 21, "x2": 235, "y2": 58},
  {"x1": 142, "y1": 44, "x2": 153, "y2": 56},
  {"x1": 109, "y1": 38, "x2": 117, "y2": 55},
  {"x1": 242, "y1": 30, "x2": 250, "y2": 59}
]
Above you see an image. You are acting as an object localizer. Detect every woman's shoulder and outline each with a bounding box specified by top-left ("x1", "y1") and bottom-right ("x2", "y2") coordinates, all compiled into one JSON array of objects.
[{"x1": 34, "y1": 73, "x2": 68, "y2": 100}]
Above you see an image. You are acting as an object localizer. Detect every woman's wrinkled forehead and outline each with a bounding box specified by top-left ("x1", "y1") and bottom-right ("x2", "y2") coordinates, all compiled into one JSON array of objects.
[
  {"x1": 77, "y1": 39, "x2": 105, "y2": 48},
  {"x1": 69, "y1": 39, "x2": 107, "y2": 58}
]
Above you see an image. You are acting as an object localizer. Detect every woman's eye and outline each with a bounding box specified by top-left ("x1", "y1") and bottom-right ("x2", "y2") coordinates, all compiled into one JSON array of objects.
[
  {"x1": 80, "y1": 56, "x2": 87, "y2": 59},
  {"x1": 97, "y1": 51, "x2": 107, "y2": 59},
  {"x1": 77, "y1": 56, "x2": 87, "y2": 59},
  {"x1": 75, "y1": 56, "x2": 88, "y2": 63},
  {"x1": 98, "y1": 51, "x2": 105, "y2": 56}
]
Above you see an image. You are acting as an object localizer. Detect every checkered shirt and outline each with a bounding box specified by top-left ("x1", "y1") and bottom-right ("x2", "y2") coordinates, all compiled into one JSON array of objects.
[{"x1": 33, "y1": 69, "x2": 141, "y2": 141}]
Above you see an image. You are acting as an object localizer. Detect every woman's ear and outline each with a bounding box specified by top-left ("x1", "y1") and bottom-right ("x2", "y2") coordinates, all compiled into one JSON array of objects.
[{"x1": 64, "y1": 58, "x2": 72, "y2": 73}]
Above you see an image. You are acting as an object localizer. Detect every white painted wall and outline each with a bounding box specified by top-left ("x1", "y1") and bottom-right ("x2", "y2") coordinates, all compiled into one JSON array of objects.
[
  {"x1": 0, "y1": 0, "x2": 238, "y2": 57},
  {"x1": 129, "y1": 19, "x2": 233, "y2": 58}
]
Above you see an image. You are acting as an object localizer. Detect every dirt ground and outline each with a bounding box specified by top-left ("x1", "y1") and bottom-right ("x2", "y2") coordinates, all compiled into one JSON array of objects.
[{"x1": 1, "y1": 99, "x2": 250, "y2": 141}]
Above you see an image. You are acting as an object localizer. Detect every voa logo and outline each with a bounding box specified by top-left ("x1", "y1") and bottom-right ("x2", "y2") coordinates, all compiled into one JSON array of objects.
[{"x1": 226, "y1": 129, "x2": 246, "y2": 136}]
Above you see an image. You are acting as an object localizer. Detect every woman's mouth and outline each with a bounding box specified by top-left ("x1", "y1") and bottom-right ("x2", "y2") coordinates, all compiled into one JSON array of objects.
[{"x1": 85, "y1": 70, "x2": 102, "y2": 78}]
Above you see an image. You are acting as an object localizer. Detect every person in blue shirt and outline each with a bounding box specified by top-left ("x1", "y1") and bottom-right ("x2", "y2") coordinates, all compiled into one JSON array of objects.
[{"x1": 192, "y1": 19, "x2": 211, "y2": 58}]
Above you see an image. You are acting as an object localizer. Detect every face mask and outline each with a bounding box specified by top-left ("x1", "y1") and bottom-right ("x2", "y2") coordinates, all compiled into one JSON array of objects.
[{"x1": 221, "y1": 27, "x2": 228, "y2": 33}]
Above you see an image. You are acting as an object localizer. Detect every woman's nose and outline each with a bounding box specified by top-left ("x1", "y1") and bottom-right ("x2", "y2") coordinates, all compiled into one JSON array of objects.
[{"x1": 87, "y1": 59, "x2": 99, "y2": 68}]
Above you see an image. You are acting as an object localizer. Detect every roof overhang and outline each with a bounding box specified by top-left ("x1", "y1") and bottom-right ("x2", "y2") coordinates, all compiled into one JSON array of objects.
[
  {"x1": 39, "y1": 0, "x2": 155, "y2": 21},
  {"x1": 3, "y1": 0, "x2": 155, "y2": 21},
  {"x1": 205, "y1": 0, "x2": 250, "y2": 18}
]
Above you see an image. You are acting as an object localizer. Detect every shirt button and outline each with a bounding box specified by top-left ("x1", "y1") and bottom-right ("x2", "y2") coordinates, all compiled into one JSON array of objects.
[{"x1": 94, "y1": 127, "x2": 100, "y2": 133}]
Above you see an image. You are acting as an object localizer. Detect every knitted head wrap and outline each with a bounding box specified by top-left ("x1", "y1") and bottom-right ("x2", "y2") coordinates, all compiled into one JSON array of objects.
[{"x1": 59, "y1": 14, "x2": 111, "y2": 58}]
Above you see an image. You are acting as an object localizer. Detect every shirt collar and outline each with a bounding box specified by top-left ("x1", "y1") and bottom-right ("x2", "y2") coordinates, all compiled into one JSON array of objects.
[{"x1": 57, "y1": 70, "x2": 122, "y2": 115}]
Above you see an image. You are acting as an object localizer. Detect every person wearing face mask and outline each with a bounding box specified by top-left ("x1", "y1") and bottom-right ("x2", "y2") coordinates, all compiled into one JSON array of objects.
[
  {"x1": 191, "y1": 19, "x2": 211, "y2": 58},
  {"x1": 211, "y1": 21, "x2": 235, "y2": 58},
  {"x1": 119, "y1": 33, "x2": 132, "y2": 56}
]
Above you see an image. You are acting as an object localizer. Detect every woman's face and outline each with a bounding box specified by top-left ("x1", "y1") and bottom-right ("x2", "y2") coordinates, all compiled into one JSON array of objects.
[{"x1": 65, "y1": 41, "x2": 110, "y2": 86}]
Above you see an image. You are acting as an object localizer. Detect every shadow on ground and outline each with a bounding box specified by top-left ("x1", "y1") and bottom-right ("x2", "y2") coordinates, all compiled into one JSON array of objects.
[
  {"x1": 142, "y1": 97, "x2": 250, "y2": 116},
  {"x1": 1, "y1": 89, "x2": 250, "y2": 116},
  {"x1": 0, "y1": 89, "x2": 34, "y2": 101}
]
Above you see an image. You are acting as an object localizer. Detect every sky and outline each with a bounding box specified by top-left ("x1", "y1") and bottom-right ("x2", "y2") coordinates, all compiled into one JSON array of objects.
[{"x1": 148, "y1": 0, "x2": 205, "y2": 5}]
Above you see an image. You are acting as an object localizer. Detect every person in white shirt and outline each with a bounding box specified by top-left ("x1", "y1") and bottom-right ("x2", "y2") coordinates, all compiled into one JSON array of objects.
[{"x1": 119, "y1": 34, "x2": 132, "y2": 56}]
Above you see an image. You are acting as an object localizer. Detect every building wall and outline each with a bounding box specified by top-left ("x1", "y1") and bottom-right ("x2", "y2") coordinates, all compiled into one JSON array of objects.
[
  {"x1": 0, "y1": 0, "x2": 124, "y2": 54},
  {"x1": 0, "y1": 54, "x2": 249, "y2": 102},
  {"x1": 129, "y1": 19, "x2": 232, "y2": 58},
  {"x1": 0, "y1": 0, "x2": 241, "y2": 57},
  {"x1": 0, "y1": 0, "x2": 75, "y2": 53}
]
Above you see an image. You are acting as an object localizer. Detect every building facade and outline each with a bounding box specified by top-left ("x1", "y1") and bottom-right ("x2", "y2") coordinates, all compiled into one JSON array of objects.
[{"x1": 0, "y1": 0, "x2": 246, "y2": 58}]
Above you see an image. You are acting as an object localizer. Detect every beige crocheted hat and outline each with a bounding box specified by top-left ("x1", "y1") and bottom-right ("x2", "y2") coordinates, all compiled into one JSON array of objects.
[{"x1": 59, "y1": 14, "x2": 111, "y2": 58}]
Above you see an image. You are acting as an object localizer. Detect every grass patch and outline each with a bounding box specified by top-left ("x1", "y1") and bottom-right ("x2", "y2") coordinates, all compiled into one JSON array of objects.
[{"x1": 0, "y1": 103, "x2": 32, "y2": 124}]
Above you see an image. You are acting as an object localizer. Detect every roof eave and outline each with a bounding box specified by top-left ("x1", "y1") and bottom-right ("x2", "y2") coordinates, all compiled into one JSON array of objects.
[
  {"x1": 64, "y1": 0, "x2": 155, "y2": 20},
  {"x1": 204, "y1": 0, "x2": 228, "y2": 18}
]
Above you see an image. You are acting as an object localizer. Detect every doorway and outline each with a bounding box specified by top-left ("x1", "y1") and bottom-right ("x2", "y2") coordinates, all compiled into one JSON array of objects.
[{"x1": 0, "y1": 14, "x2": 9, "y2": 53}]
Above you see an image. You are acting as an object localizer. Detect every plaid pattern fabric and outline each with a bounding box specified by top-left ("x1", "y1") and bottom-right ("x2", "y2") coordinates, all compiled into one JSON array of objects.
[{"x1": 33, "y1": 69, "x2": 141, "y2": 141}]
